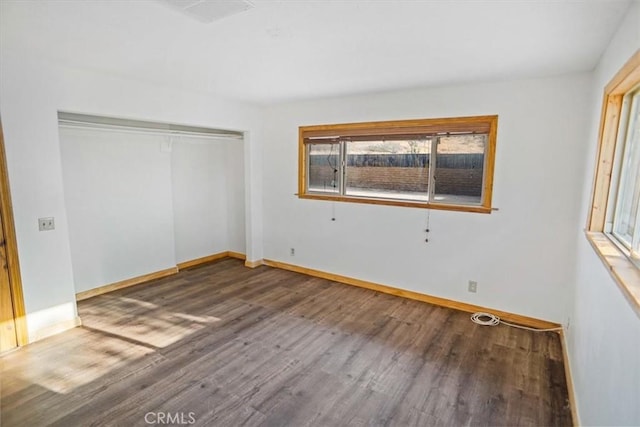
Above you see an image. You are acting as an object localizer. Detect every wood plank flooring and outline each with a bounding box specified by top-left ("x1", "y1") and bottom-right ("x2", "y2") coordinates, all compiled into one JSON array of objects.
[{"x1": 0, "y1": 258, "x2": 572, "y2": 426}]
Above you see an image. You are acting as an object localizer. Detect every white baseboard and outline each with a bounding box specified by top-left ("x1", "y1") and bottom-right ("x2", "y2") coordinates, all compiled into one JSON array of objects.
[{"x1": 29, "y1": 316, "x2": 83, "y2": 343}]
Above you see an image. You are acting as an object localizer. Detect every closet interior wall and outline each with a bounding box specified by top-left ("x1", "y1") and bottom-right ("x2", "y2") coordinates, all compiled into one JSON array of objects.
[{"x1": 59, "y1": 124, "x2": 245, "y2": 294}]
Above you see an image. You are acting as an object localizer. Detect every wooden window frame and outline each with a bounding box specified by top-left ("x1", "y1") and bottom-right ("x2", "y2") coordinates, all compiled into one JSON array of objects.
[
  {"x1": 298, "y1": 115, "x2": 498, "y2": 214},
  {"x1": 587, "y1": 49, "x2": 640, "y2": 316}
]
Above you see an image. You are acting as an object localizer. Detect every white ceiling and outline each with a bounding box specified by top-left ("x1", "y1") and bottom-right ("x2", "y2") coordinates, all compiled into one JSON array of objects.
[{"x1": 0, "y1": 0, "x2": 632, "y2": 105}]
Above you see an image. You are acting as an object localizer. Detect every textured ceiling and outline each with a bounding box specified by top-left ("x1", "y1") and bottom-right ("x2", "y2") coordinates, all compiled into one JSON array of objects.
[{"x1": 0, "y1": 0, "x2": 633, "y2": 105}]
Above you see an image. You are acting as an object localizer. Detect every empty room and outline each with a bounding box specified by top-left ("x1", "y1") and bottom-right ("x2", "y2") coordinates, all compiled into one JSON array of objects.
[{"x1": 0, "y1": 0, "x2": 638, "y2": 426}]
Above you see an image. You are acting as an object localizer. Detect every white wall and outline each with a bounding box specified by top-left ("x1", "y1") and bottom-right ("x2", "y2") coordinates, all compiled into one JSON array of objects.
[
  {"x1": 226, "y1": 140, "x2": 247, "y2": 253},
  {"x1": 567, "y1": 2, "x2": 640, "y2": 425},
  {"x1": 171, "y1": 137, "x2": 245, "y2": 264},
  {"x1": 0, "y1": 49, "x2": 263, "y2": 341},
  {"x1": 60, "y1": 127, "x2": 176, "y2": 292},
  {"x1": 263, "y1": 73, "x2": 592, "y2": 323}
]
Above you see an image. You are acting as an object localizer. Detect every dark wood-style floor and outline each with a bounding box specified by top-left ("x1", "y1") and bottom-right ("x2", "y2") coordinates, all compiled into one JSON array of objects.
[{"x1": 1, "y1": 258, "x2": 572, "y2": 426}]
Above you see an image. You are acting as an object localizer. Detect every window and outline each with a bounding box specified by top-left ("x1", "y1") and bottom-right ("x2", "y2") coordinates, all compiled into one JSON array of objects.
[
  {"x1": 587, "y1": 50, "x2": 640, "y2": 314},
  {"x1": 610, "y1": 87, "x2": 640, "y2": 259},
  {"x1": 298, "y1": 115, "x2": 498, "y2": 213}
]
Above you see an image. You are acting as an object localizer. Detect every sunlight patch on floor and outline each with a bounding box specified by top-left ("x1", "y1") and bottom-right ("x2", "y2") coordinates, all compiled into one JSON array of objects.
[{"x1": 2, "y1": 296, "x2": 220, "y2": 396}]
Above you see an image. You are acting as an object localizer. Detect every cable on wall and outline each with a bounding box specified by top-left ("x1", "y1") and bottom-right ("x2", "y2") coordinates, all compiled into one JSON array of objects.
[
  {"x1": 422, "y1": 138, "x2": 431, "y2": 244},
  {"x1": 327, "y1": 143, "x2": 338, "y2": 191},
  {"x1": 470, "y1": 312, "x2": 563, "y2": 332},
  {"x1": 424, "y1": 207, "x2": 431, "y2": 243}
]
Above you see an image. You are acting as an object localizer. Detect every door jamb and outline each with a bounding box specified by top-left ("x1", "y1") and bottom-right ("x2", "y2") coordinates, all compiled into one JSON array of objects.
[{"x1": 0, "y1": 119, "x2": 28, "y2": 346}]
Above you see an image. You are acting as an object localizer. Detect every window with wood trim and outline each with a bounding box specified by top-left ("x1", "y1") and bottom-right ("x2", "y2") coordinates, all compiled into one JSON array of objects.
[
  {"x1": 587, "y1": 49, "x2": 640, "y2": 314},
  {"x1": 298, "y1": 115, "x2": 498, "y2": 213}
]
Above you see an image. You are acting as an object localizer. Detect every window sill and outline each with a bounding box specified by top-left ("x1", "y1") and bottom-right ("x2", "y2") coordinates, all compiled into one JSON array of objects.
[
  {"x1": 585, "y1": 231, "x2": 640, "y2": 317},
  {"x1": 298, "y1": 193, "x2": 492, "y2": 214}
]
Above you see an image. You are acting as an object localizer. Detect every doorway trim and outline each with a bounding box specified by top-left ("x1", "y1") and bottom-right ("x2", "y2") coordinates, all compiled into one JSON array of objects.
[{"x1": 0, "y1": 119, "x2": 28, "y2": 346}]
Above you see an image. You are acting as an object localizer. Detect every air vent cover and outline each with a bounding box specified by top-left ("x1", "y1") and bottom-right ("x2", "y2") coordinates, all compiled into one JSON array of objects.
[{"x1": 159, "y1": 0, "x2": 255, "y2": 23}]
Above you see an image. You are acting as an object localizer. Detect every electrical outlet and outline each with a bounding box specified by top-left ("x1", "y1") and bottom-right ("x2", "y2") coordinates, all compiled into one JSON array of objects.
[
  {"x1": 290, "y1": 248, "x2": 295, "y2": 256},
  {"x1": 38, "y1": 217, "x2": 55, "y2": 231},
  {"x1": 468, "y1": 280, "x2": 477, "y2": 293}
]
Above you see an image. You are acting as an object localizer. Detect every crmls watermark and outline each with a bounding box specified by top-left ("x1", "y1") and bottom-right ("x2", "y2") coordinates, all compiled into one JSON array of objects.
[{"x1": 144, "y1": 412, "x2": 196, "y2": 425}]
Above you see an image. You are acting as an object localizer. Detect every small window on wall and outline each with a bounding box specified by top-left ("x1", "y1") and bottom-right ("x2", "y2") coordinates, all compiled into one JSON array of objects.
[
  {"x1": 298, "y1": 115, "x2": 498, "y2": 213},
  {"x1": 610, "y1": 87, "x2": 640, "y2": 260},
  {"x1": 587, "y1": 50, "x2": 640, "y2": 314}
]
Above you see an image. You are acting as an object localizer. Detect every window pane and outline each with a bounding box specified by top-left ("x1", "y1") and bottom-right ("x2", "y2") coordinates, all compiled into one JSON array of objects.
[
  {"x1": 307, "y1": 143, "x2": 341, "y2": 194},
  {"x1": 433, "y1": 134, "x2": 485, "y2": 205},
  {"x1": 613, "y1": 90, "x2": 640, "y2": 248},
  {"x1": 345, "y1": 139, "x2": 431, "y2": 201}
]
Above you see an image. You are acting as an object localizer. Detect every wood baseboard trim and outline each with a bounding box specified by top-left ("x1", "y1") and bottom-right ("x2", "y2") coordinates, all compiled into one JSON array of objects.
[
  {"x1": 76, "y1": 252, "x2": 248, "y2": 301},
  {"x1": 244, "y1": 259, "x2": 264, "y2": 269},
  {"x1": 76, "y1": 267, "x2": 178, "y2": 301},
  {"x1": 177, "y1": 252, "x2": 232, "y2": 270},
  {"x1": 227, "y1": 251, "x2": 247, "y2": 260},
  {"x1": 559, "y1": 329, "x2": 580, "y2": 426},
  {"x1": 262, "y1": 259, "x2": 560, "y2": 330},
  {"x1": 30, "y1": 316, "x2": 82, "y2": 343}
]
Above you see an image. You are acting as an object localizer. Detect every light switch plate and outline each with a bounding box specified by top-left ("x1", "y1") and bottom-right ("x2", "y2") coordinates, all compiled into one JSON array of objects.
[{"x1": 38, "y1": 217, "x2": 55, "y2": 231}]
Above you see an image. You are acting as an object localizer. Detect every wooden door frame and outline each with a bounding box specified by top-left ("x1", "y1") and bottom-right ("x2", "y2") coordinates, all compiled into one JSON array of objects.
[{"x1": 0, "y1": 119, "x2": 28, "y2": 346}]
